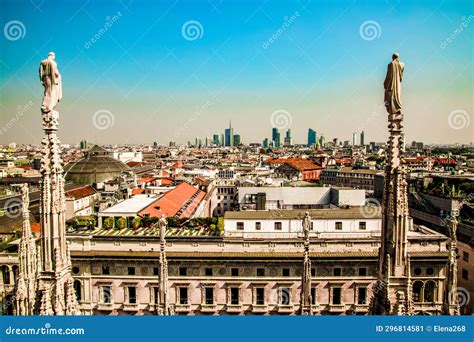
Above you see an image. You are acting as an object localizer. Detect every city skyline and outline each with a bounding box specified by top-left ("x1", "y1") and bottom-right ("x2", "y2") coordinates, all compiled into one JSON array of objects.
[{"x1": 0, "y1": 0, "x2": 472, "y2": 146}]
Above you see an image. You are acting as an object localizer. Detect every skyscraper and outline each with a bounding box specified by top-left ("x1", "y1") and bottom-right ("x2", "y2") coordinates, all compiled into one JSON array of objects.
[
  {"x1": 307, "y1": 128, "x2": 316, "y2": 146},
  {"x1": 352, "y1": 132, "x2": 357, "y2": 146},
  {"x1": 360, "y1": 131, "x2": 365, "y2": 146},
  {"x1": 213, "y1": 134, "x2": 220, "y2": 146},
  {"x1": 272, "y1": 127, "x2": 279, "y2": 142},
  {"x1": 225, "y1": 119, "x2": 234, "y2": 147},
  {"x1": 233, "y1": 134, "x2": 241, "y2": 145},
  {"x1": 272, "y1": 128, "x2": 281, "y2": 148},
  {"x1": 284, "y1": 129, "x2": 292, "y2": 146},
  {"x1": 263, "y1": 138, "x2": 269, "y2": 148}
]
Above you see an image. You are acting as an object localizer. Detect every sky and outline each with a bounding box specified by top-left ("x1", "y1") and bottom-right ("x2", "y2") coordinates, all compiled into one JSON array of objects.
[{"x1": 0, "y1": 0, "x2": 472, "y2": 145}]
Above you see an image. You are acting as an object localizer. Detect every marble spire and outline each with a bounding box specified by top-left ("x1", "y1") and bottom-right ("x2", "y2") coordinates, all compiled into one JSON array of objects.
[
  {"x1": 36, "y1": 53, "x2": 79, "y2": 315},
  {"x1": 370, "y1": 53, "x2": 413, "y2": 315},
  {"x1": 14, "y1": 183, "x2": 37, "y2": 315}
]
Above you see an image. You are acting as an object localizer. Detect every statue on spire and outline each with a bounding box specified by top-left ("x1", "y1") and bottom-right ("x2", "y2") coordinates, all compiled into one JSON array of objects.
[
  {"x1": 39, "y1": 52, "x2": 62, "y2": 113},
  {"x1": 384, "y1": 53, "x2": 404, "y2": 115},
  {"x1": 370, "y1": 53, "x2": 412, "y2": 315}
]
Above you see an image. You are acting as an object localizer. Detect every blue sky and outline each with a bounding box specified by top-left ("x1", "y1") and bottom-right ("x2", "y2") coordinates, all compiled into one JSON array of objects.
[{"x1": 0, "y1": 0, "x2": 472, "y2": 145}]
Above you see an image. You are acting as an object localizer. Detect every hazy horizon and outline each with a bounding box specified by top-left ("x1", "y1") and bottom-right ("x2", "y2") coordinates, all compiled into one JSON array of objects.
[{"x1": 0, "y1": 0, "x2": 472, "y2": 146}]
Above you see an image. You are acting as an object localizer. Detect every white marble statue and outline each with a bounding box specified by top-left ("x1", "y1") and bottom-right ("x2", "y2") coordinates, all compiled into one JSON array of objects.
[{"x1": 39, "y1": 52, "x2": 62, "y2": 113}]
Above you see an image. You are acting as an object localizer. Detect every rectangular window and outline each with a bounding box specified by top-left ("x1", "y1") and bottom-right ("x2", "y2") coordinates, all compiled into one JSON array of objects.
[
  {"x1": 333, "y1": 267, "x2": 342, "y2": 276},
  {"x1": 179, "y1": 267, "x2": 187, "y2": 276},
  {"x1": 205, "y1": 287, "x2": 214, "y2": 305},
  {"x1": 153, "y1": 267, "x2": 159, "y2": 276},
  {"x1": 357, "y1": 287, "x2": 367, "y2": 305},
  {"x1": 462, "y1": 269, "x2": 468, "y2": 280},
  {"x1": 256, "y1": 288, "x2": 265, "y2": 305},
  {"x1": 359, "y1": 221, "x2": 366, "y2": 230},
  {"x1": 205, "y1": 268, "x2": 213, "y2": 276},
  {"x1": 255, "y1": 222, "x2": 261, "y2": 230},
  {"x1": 310, "y1": 222, "x2": 314, "y2": 230},
  {"x1": 358, "y1": 267, "x2": 367, "y2": 276},
  {"x1": 463, "y1": 251, "x2": 469, "y2": 262},
  {"x1": 153, "y1": 287, "x2": 159, "y2": 305},
  {"x1": 128, "y1": 267, "x2": 135, "y2": 276},
  {"x1": 280, "y1": 287, "x2": 291, "y2": 305},
  {"x1": 282, "y1": 268, "x2": 290, "y2": 277},
  {"x1": 127, "y1": 286, "x2": 137, "y2": 304},
  {"x1": 231, "y1": 268, "x2": 239, "y2": 277},
  {"x1": 236, "y1": 222, "x2": 244, "y2": 230},
  {"x1": 274, "y1": 222, "x2": 282, "y2": 230},
  {"x1": 230, "y1": 287, "x2": 239, "y2": 305},
  {"x1": 311, "y1": 288, "x2": 317, "y2": 305},
  {"x1": 102, "y1": 266, "x2": 110, "y2": 275},
  {"x1": 179, "y1": 287, "x2": 188, "y2": 305},
  {"x1": 335, "y1": 222, "x2": 342, "y2": 230},
  {"x1": 311, "y1": 268, "x2": 316, "y2": 277},
  {"x1": 101, "y1": 285, "x2": 112, "y2": 304},
  {"x1": 256, "y1": 268, "x2": 265, "y2": 277},
  {"x1": 332, "y1": 287, "x2": 342, "y2": 305}
]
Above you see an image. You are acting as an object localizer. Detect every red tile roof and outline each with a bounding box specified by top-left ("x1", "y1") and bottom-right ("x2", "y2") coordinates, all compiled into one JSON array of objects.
[
  {"x1": 131, "y1": 188, "x2": 146, "y2": 195},
  {"x1": 141, "y1": 177, "x2": 157, "y2": 184},
  {"x1": 160, "y1": 177, "x2": 173, "y2": 185},
  {"x1": 65, "y1": 185, "x2": 96, "y2": 199},
  {"x1": 285, "y1": 159, "x2": 321, "y2": 171},
  {"x1": 139, "y1": 182, "x2": 205, "y2": 219},
  {"x1": 268, "y1": 158, "x2": 321, "y2": 171},
  {"x1": 194, "y1": 176, "x2": 207, "y2": 184}
]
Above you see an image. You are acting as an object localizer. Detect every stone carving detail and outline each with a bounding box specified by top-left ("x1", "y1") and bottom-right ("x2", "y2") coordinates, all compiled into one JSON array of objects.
[
  {"x1": 300, "y1": 212, "x2": 315, "y2": 315},
  {"x1": 444, "y1": 217, "x2": 460, "y2": 315},
  {"x1": 154, "y1": 215, "x2": 173, "y2": 316},
  {"x1": 14, "y1": 184, "x2": 37, "y2": 315}
]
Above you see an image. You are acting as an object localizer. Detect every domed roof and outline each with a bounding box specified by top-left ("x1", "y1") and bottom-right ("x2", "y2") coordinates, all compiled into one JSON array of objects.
[{"x1": 64, "y1": 145, "x2": 131, "y2": 185}]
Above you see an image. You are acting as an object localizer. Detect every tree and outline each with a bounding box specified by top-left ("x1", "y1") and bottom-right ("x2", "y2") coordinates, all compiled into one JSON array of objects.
[
  {"x1": 116, "y1": 217, "x2": 127, "y2": 229},
  {"x1": 103, "y1": 217, "x2": 114, "y2": 229},
  {"x1": 132, "y1": 217, "x2": 142, "y2": 229}
]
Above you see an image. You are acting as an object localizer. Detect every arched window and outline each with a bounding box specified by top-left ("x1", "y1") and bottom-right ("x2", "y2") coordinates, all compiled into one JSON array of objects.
[
  {"x1": 424, "y1": 281, "x2": 436, "y2": 303},
  {"x1": 412, "y1": 281, "x2": 423, "y2": 302},
  {"x1": 2, "y1": 266, "x2": 10, "y2": 285},
  {"x1": 73, "y1": 280, "x2": 82, "y2": 301}
]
